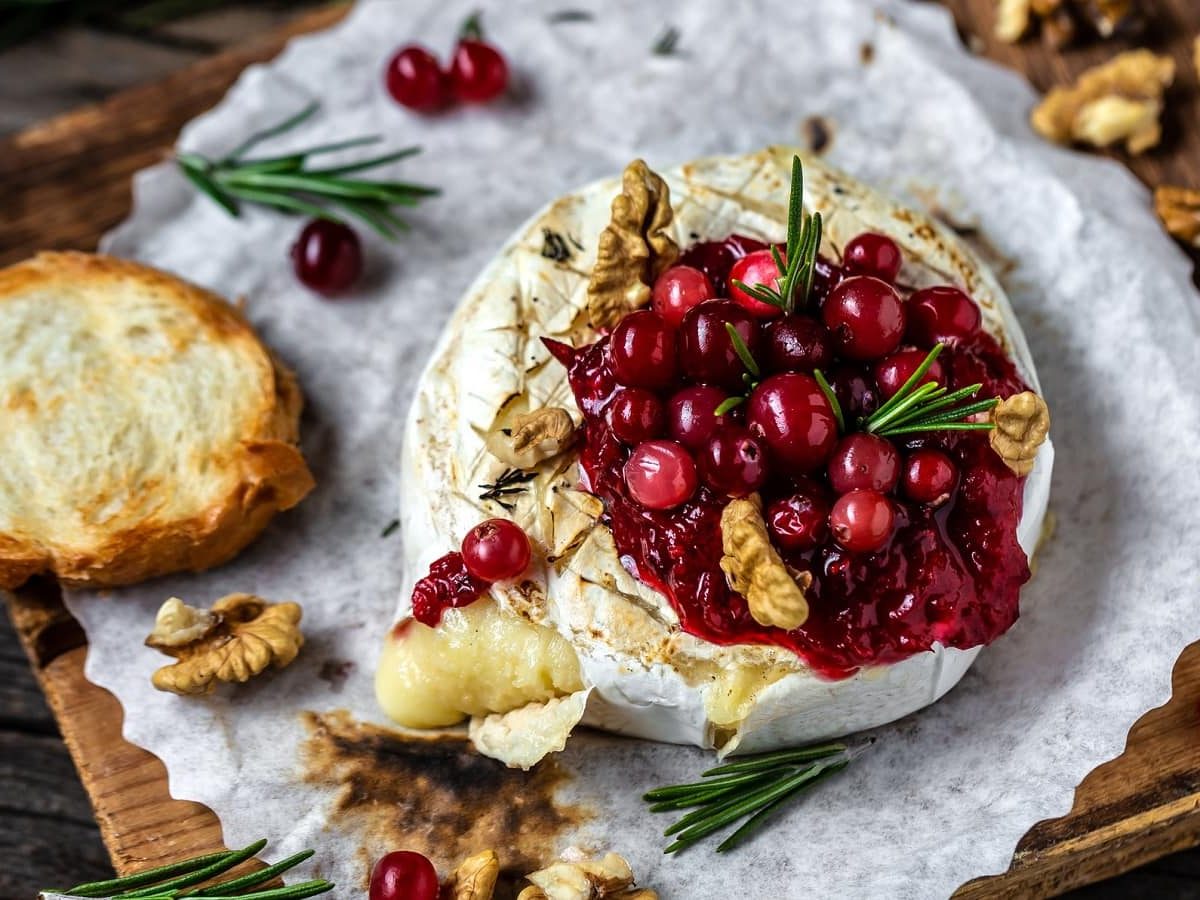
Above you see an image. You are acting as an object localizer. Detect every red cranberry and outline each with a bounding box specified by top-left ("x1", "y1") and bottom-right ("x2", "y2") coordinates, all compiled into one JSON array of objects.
[
  {"x1": 765, "y1": 315, "x2": 834, "y2": 373},
  {"x1": 828, "y1": 364, "x2": 879, "y2": 419},
  {"x1": 768, "y1": 488, "x2": 831, "y2": 550},
  {"x1": 461, "y1": 518, "x2": 531, "y2": 581},
  {"x1": 907, "y1": 285, "x2": 982, "y2": 346},
  {"x1": 291, "y1": 219, "x2": 362, "y2": 296},
  {"x1": 652, "y1": 265, "x2": 715, "y2": 328},
  {"x1": 843, "y1": 232, "x2": 903, "y2": 282},
  {"x1": 699, "y1": 426, "x2": 769, "y2": 497},
  {"x1": 384, "y1": 46, "x2": 449, "y2": 112},
  {"x1": 610, "y1": 310, "x2": 677, "y2": 389},
  {"x1": 827, "y1": 433, "x2": 900, "y2": 494},
  {"x1": 369, "y1": 850, "x2": 439, "y2": 900},
  {"x1": 448, "y1": 39, "x2": 509, "y2": 103},
  {"x1": 811, "y1": 257, "x2": 844, "y2": 303},
  {"x1": 677, "y1": 300, "x2": 762, "y2": 390},
  {"x1": 623, "y1": 440, "x2": 698, "y2": 510},
  {"x1": 873, "y1": 349, "x2": 945, "y2": 401},
  {"x1": 746, "y1": 373, "x2": 838, "y2": 474},
  {"x1": 678, "y1": 234, "x2": 767, "y2": 295},
  {"x1": 607, "y1": 387, "x2": 665, "y2": 444},
  {"x1": 729, "y1": 249, "x2": 785, "y2": 319},
  {"x1": 902, "y1": 449, "x2": 959, "y2": 506},
  {"x1": 829, "y1": 490, "x2": 895, "y2": 553},
  {"x1": 821, "y1": 276, "x2": 906, "y2": 361},
  {"x1": 667, "y1": 384, "x2": 736, "y2": 449}
]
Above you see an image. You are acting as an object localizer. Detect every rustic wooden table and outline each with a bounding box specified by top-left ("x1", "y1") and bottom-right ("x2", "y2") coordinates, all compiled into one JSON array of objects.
[{"x1": 1, "y1": 2, "x2": 1198, "y2": 898}]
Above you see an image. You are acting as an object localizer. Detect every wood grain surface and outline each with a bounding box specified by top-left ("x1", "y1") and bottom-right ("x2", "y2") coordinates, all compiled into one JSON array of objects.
[{"x1": 2, "y1": 2, "x2": 1199, "y2": 898}]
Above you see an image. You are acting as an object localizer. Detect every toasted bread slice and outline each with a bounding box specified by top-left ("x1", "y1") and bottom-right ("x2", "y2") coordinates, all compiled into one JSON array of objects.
[{"x1": 0, "y1": 252, "x2": 315, "y2": 590}]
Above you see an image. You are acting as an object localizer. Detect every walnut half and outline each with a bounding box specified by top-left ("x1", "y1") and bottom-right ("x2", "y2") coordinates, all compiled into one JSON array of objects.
[
  {"x1": 1030, "y1": 50, "x2": 1175, "y2": 155},
  {"x1": 719, "y1": 496, "x2": 810, "y2": 631},
  {"x1": 989, "y1": 391, "x2": 1051, "y2": 476},
  {"x1": 146, "y1": 593, "x2": 304, "y2": 695},
  {"x1": 486, "y1": 407, "x2": 577, "y2": 469},
  {"x1": 519, "y1": 852, "x2": 654, "y2": 900},
  {"x1": 449, "y1": 850, "x2": 500, "y2": 900},
  {"x1": 586, "y1": 160, "x2": 679, "y2": 331}
]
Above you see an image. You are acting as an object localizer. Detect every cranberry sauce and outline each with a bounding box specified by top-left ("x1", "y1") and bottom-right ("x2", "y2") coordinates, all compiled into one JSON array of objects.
[
  {"x1": 560, "y1": 238, "x2": 1032, "y2": 680},
  {"x1": 411, "y1": 551, "x2": 490, "y2": 626}
]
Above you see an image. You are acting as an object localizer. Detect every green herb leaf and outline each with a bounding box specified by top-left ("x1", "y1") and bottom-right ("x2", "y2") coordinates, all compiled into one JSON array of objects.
[
  {"x1": 652, "y1": 25, "x2": 680, "y2": 55},
  {"x1": 713, "y1": 395, "x2": 746, "y2": 417},
  {"x1": 723, "y1": 322, "x2": 760, "y2": 378},
  {"x1": 813, "y1": 368, "x2": 844, "y2": 433},
  {"x1": 459, "y1": 9, "x2": 484, "y2": 40},
  {"x1": 863, "y1": 344, "x2": 997, "y2": 438}
]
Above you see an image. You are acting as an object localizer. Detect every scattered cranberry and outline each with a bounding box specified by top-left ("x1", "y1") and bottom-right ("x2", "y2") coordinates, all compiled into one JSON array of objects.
[
  {"x1": 449, "y1": 39, "x2": 509, "y2": 103},
  {"x1": 624, "y1": 440, "x2": 698, "y2": 510},
  {"x1": 699, "y1": 426, "x2": 769, "y2": 497},
  {"x1": 291, "y1": 219, "x2": 362, "y2": 296},
  {"x1": 765, "y1": 315, "x2": 834, "y2": 373},
  {"x1": 821, "y1": 276, "x2": 906, "y2": 361},
  {"x1": 907, "y1": 285, "x2": 982, "y2": 346},
  {"x1": 652, "y1": 265, "x2": 715, "y2": 327},
  {"x1": 369, "y1": 850, "x2": 439, "y2": 900},
  {"x1": 610, "y1": 310, "x2": 677, "y2": 389},
  {"x1": 607, "y1": 387, "x2": 665, "y2": 444},
  {"x1": 902, "y1": 449, "x2": 959, "y2": 506},
  {"x1": 667, "y1": 384, "x2": 736, "y2": 449},
  {"x1": 384, "y1": 46, "x2": 449, "y2": 112},
  {"x1": 461, "y1": 518, "x2": 531, "y2": 581},
  {"x1": 677, "y1": 300, "x2": 761, "y2": 389},
  {"x1": 746, "y1": 373, "x2": 838, "y2": 474},
  {"x1": 768, "y1": 487, "x2": 831, "y2": 550},
  {"x1": 827, "y1": 433, "x2": 900, "y2": 494},
  {"x1": 873, "y1": 349, "x2": 945, "y2": 401},
  {"x1": 828, "y1": 365, "x2": 879, "y2": 419},
  {"x1": 842, "y1": 232, "x2": 903, "y2": 283},
  {"x1": 829, "y1": 490, "x2": 895, "y2": 553},
  {"x1": 729, "y1": 249, "x2": 785, "y2": 318}
]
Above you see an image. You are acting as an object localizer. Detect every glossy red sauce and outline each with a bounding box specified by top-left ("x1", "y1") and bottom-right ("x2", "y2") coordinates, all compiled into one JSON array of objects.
[
  {"x1": 553, "y1": 237, "x2": 1032, "y2": 679},
  {"x1": 411, "y1": 551, "x2": 490, "y2": 627}
]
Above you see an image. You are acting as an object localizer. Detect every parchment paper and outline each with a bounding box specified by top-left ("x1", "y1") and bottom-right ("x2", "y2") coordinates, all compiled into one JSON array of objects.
[{"x1": 64, "y1": 1, "x2": 1200, "y2": 896}]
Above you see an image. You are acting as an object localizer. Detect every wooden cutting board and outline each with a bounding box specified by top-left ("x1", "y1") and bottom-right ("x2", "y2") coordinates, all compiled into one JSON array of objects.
[{"x1": 3, "y1": 3, "x2": 1198, "y2": 897}]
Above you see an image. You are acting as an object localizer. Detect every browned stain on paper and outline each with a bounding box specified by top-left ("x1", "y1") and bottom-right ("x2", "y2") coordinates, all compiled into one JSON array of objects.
[{"x1": 301, "y1": 710, "x2": 589, "y2": 887}]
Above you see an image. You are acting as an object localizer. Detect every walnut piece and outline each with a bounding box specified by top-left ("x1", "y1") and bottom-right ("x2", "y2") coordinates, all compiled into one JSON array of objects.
[
  {"x1": 487, "y1": 407, "x2": 577, "y2": 469},
  {"x1": 989, "y1": 392, "x2": 1051, "y2": 476},
  {"x1": 719, "y1": 496, "x2": 810, "y2": 631},
  {"x1": 146, "y1": 593, "x2": 304, "y2": 695},
  {"x1": 1154, "y1": 186, "x2": 1200, "y2": 248},
  {"x1": 520, "y1": 852, "x2": 652, "y2": 900},
  {"x1": 145, "y1": 597, "x2": 219, "y2": 649},
  {"x1": 1079, "y1": 0, "x2": 1141, "y2": 38},
  {"x1": 994, "y1": 0, "x2": 1034, "y2": 43},
  {"x1": 1030, "y1": 50, "x2": 1175, "y2": 155},
  {"x1": 586, "y1": 160, "x2": 679, "y2": 331},
  {"x1": 449, "y1": 850, "x2": 500, "y2": 900}
]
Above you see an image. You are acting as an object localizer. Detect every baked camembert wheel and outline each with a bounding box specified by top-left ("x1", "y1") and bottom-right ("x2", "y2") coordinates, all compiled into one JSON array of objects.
[{"x1": 376, "y1": 148, "x2": 1052, "y2": 769}]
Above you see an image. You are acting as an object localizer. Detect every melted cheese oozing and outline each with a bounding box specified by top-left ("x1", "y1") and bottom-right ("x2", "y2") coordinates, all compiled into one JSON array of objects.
[
  {"x1": 704, "y1": 664, "x2": 792, "y2": 728},
  {"x1": 375, "y1": 600, "x2": 584, "y2": 729}
]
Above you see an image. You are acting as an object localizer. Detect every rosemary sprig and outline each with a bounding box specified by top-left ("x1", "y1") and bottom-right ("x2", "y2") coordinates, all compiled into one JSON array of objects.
[
  {"x1": 731, "y1": 156, "x2": 823, "y2": 315},
  {"x1": 652, "y1": 25, "x2": 680, "y2": 55},
  {"x1": 862, "y1": 343, "x2": 998, "y2": 438},
  {"x1": 644, "y1": 742, "x2": 857, "y2": 853},
  {"x1": 479, "y1": 467, "x2": 537, "y2": 510},
  {"x1": 42, "y1": 839, "x2": 333, "y2": 900},
  {"x1": 176, "y1": 102, "x2": 438, "y2": 240},
  {"x1": 712, "y1": 323, "x2": 761, "y2": 416},
  {"x1": 813, "y1": 368, "x2": 845, "y2": 433}
]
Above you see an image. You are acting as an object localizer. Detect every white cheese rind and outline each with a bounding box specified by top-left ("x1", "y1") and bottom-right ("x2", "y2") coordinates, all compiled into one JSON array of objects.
[{"x1": 384, "y1": 147, "x2": 1054, "y2": 759}]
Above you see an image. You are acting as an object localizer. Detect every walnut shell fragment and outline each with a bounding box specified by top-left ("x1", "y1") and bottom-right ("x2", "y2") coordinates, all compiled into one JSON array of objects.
[
  {"x1": 519, "y1": 852, "x2": 654, "y2": 900},
  {"x1": 994, "y1": 0, "x2": 1034, "y2": 43},
  {"x1": 146, "y1": 593, "x2": 304, "y2": 695},
  {"x1": 989, "y1": 391, "x2": 1051, "y2": 476},
  {"x1": 449, "y1": 850, "x2": 501, "y2": 900},
  {"x1": 1030, "y1": 50, "x2": 1175, "y2": 154},
  {"x1": 486, "y1": 407, "x2": 577, "y2": 469},
  {"x1": 586, "y1": 160, "x2": 679, "y2": 331},
  {"x1": 719, "y1": 495, "x2": 810, "y2": 631},
  {"x1": 1155, "y1": 186, "x2": 1200, "y2": 249}
]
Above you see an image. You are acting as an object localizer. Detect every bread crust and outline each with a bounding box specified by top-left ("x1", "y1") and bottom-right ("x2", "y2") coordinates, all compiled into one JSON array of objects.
[{"x1": 0, "y1": 252, "x2": 314, "y2": 590}]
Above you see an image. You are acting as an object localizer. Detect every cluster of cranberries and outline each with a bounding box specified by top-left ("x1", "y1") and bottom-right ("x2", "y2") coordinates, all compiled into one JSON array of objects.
[
  {"x1": 385, "y1": 22, "x2": 509, "y2": 113},
  {"x1": 370, "y1": 850, "x2": 439, "y2": 900},
  {"x1": 602, "y1": 232, "x2": 984, "y2": 554}
]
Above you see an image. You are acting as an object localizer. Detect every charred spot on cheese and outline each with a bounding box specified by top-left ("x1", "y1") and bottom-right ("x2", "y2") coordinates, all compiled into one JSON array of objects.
[
  {"x1": 375, "y1": 600, "x2": 584, "y2": 729},
  {"x1": 301, "y1": 710, "x2": 587, "y2": 875}
]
